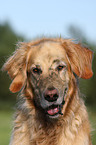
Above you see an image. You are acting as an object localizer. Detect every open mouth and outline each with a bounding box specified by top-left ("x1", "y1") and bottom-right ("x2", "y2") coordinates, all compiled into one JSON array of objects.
[
  {"x1": 46, "y1": 104, "x2": 64, "y2": 117},
  {"x1": 47, "y1": 105, "x2": 59, "y2": 116}
]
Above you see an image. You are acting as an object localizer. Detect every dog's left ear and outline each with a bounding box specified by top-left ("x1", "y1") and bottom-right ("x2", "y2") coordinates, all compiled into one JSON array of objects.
[{"x1": 62, "y1": 40, "x2": 93, "y2": 79}]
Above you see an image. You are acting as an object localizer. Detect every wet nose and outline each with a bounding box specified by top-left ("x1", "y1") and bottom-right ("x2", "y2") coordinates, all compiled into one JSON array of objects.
[{"x1": 44, "y1": 87, "x2": 59, "y2": 102}]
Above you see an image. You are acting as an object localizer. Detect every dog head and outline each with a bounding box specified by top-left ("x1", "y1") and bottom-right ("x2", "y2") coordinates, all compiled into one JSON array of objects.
[{"x1": 2, "y1": 39, "x2": 93, "y2": 119}]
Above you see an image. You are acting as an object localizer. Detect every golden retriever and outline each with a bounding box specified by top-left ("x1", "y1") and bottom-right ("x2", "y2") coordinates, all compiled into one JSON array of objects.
[{"x1": 3, "y1": 38, "x2": 93, "y2": 145}]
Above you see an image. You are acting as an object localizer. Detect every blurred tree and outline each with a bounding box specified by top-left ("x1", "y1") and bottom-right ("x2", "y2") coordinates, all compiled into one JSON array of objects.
[
  {"x1": 68, "y1": 25, "x2": 96, "y2": 106},
  {"x1": 68, "y1": 25, "x2": 86, "y2": 42},
  {"x1": 0, "y1": 22, "x2": 25, "y2": 103}
]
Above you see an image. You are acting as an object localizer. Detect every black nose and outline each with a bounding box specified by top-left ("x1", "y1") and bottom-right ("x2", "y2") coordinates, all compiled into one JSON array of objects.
[{"x1": 44, "y1": 87, "x2": 59, "y2": 102}]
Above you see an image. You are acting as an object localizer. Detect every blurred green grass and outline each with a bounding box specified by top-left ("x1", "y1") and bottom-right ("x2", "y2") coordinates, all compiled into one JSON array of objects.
[
  {"x1": 0, "y1": 110, "x2": 13, "y2": 145},
  {"x1": 0, "y1": 107, "x2": 96, "y2": 145},
  {"x1": 88, "y1": 106, "x2": 96, "y2": 145}
]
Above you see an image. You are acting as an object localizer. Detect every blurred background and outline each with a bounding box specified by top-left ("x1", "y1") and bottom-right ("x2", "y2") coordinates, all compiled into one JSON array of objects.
[{"x1": 0, "y1": 0, "x2": 96, "y2": 144}]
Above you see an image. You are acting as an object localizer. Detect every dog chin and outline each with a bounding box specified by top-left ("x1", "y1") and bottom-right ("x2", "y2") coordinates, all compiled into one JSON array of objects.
[{"x1": 47, "y1": 113, "x2": 60, "y2": 119}]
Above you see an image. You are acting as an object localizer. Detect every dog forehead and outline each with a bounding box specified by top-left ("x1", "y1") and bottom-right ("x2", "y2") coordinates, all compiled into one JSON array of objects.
[{"x1": 32, "y1": 42, "x2": 66, "y2": 63}]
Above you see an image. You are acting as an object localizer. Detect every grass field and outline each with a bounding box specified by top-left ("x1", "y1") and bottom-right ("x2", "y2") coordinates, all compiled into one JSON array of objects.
[
  {"x1": 0, "y1": 107, "x2": 96, "y2": 145},
  {"x1": 88, "y1": 106, "x2": 96, "y2": 145},
  {"x1": 0, "y1": 110, "x2": 13, "y2": 145}
]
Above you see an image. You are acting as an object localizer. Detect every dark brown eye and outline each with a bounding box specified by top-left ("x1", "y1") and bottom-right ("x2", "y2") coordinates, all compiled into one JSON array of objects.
[
  {"x1": 57, "y1": 65, "x2": 65, "y2": 71},
  {"x1": 32, "y1": 68, "x2": 42, "y2": 75}
]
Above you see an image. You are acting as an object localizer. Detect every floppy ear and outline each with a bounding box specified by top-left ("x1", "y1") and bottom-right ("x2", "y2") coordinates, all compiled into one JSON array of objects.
[
  {"x1": 62, "y1": 40, "x2": 93, "y2": 79},
  {"x1": 9, "y1": 72, "x2": 26, "y2": 93},
  {"x1": 2, "y1": 43, "x2": 28, "y2": 93}
]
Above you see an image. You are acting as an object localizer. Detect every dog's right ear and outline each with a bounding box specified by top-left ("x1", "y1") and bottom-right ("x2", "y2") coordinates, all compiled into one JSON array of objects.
[
  {"x1": 2, "y1": 43, "x2": 28, "y2": 93},
  {"x1": 9, "y1": 72, "x2": 26, "y2": 93}
]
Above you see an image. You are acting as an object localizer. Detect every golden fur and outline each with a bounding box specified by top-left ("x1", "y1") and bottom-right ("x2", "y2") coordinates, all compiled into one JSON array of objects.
[{"x1": 3, "y1": 38, "x2": 93, "y2": 145}]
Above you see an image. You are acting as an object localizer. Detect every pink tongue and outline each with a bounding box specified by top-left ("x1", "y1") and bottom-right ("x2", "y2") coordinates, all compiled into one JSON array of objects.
[{"x1": 47, "y1": 107, "x2": 59, "y2": 115}]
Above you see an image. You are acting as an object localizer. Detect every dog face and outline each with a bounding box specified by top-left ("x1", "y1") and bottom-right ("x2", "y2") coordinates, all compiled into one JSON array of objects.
[
  {"x1": 3, "y1": 39, "x2": 93, "y2": 119},
  {"x1": 27, "y1": 42, "x2": 70, "y2": 118}
]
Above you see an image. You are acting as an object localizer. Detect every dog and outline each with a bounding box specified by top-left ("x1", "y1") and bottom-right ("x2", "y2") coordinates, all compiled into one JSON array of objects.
[{"x1": 3, "y1": 38, "x2": 93, "y2": 145}]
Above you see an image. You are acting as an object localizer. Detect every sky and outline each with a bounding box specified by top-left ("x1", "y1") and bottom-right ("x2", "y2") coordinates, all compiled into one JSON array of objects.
[{"x1": 0, "y1": 0, "x2": 96, "y2": 43}]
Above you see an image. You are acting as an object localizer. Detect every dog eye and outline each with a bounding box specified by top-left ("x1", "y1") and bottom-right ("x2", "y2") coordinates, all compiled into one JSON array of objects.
[
  {"x1": 32, "y1": 68, "x2": 42, "y2": 75},
  {"x1": 57, "y1": 65, "x2": 65, "y2": 71}
]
